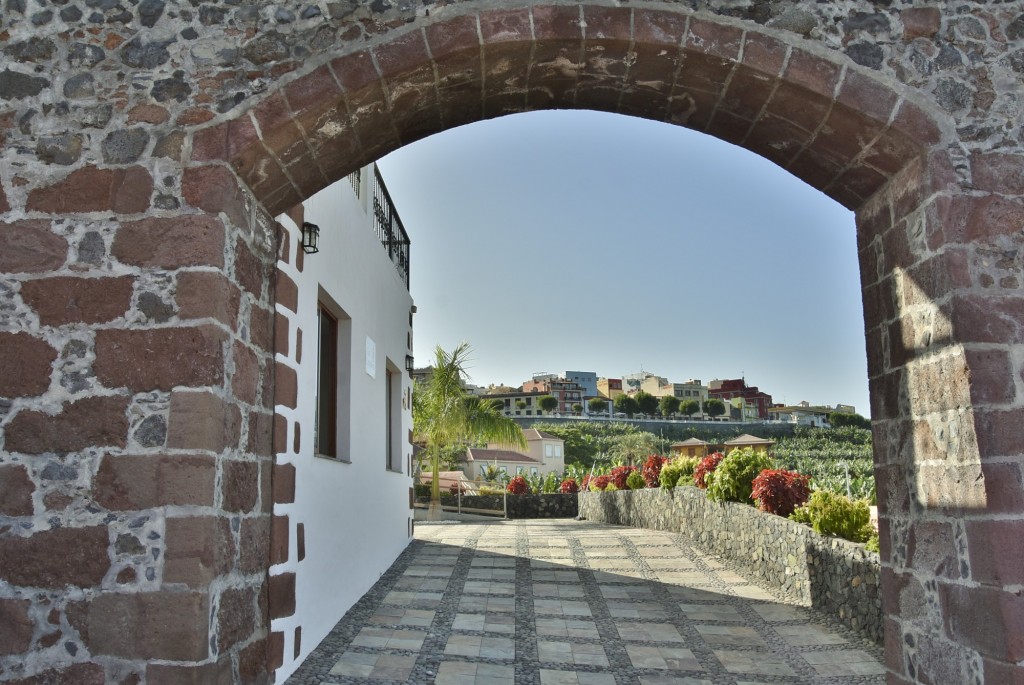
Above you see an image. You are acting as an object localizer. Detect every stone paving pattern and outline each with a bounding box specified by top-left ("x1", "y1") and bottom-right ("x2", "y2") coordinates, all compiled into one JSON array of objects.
[{"x1": 286, "y1": 520, "x2": 885, "y2": 684}]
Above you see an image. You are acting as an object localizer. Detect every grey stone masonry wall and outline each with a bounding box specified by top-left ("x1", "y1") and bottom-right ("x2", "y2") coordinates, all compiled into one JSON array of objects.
[
  {"x1": 417, "y1": 493, "x2": 579, "y2": 519},
  {"x1": 579, "y1": 487, "x2": 882, "y2": 643}
]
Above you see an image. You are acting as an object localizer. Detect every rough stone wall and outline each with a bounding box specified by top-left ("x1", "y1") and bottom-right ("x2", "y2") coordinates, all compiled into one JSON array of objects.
[
  {"x1": 416, "y1": 492, "x2": 579, "y2": 518},
  {"x1": 1, "y1": 0, "x2": 1023, "y2": 683},
  {"x1": 579, "y1": 487, "x2": 882, "y2": 642}
]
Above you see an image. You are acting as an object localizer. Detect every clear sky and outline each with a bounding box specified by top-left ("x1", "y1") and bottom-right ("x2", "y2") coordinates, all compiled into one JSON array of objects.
[{"x1": 376, "y1": 109, "x2": 870, "y2": 416}]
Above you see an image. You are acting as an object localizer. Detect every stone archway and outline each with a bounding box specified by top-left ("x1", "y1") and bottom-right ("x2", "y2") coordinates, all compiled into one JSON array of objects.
[{"x1": 1, "y1": 2, "x2": 1022, "y2": 683}]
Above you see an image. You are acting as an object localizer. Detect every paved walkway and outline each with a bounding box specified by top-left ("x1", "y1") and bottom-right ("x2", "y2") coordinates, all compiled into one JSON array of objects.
[{"x1": 286, "y1": 520, "x2": 886, "y2": 685}]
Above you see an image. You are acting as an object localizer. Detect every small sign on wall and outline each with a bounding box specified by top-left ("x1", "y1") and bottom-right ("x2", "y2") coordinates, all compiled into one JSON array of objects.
[{"x1": 365, "y1": 335, "x2": 376, "y2": 378}]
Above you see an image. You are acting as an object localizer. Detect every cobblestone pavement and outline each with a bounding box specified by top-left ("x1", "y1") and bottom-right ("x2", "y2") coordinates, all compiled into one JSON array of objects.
[{"x1": 286, "y1": 520, "x2": 885, "y2": 685}]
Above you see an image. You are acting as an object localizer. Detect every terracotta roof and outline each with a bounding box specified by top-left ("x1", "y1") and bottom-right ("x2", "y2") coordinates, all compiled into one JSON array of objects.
[
  {"x1": 466, "y1": 448, "x2": 541, "y2": 464},
  {"x1": 671, "y1": 438, "x2": 711, "y2": 447},
  {"x1": 724, "y1": 434, "x2": 775, "y2": 446},
  {"x1": 523, "y1": 428, "x2": 561, "y2": 441}
]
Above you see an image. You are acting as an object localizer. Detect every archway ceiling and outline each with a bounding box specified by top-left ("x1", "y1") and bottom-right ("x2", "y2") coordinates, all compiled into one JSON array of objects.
[{"x1": 191, "y1": 6, "x2": 940, "y2": 216}]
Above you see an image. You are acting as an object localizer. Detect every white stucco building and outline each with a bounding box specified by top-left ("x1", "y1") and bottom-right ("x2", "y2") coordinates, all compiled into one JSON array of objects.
[{"x1": 271, "y1": 166, "x2": 414, "y2": 681}]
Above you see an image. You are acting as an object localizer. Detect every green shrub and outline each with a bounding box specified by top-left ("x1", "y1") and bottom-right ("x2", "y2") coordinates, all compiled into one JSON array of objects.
[
  {"x1": 673, "y1": 456, "x2": 700, "y2": 479},
  {"x1": 865, "y1": 533, "x2": 880, "y2": 553},
  {"x1": 789, "y1": 490, "x2": 873, "y2": 543},
  {"x1": 478, "y1": 485, "x2": 504, "y2": 496},
  {"x1": 705, "y1": 448, "x2": 774, "y2": 504},
  {"x1": 414, "y1": 483, "x2": 432, "y2": 498},
  {"x1": 626, "y1": 470, "x2": 646, "y2": 490},
  {"x1": 659, "y1": 464, "x2": 681, "y2": 489},
  {"x1": 605, "y1": 482, "x2": 619, "y2": 491}
]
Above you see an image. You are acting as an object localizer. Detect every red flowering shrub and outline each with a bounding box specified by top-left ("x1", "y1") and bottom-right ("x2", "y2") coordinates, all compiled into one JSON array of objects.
[
  {"x1": 591, "y1": 475, "x2": 611, "y2": 491},
  {"x1": 642, "y1": 455, "x2": 667, "y2": 488},
  {"x1": 609, "y1": 465, "x2": 637, "y2": 490},
  {"x1": 559, "y1": 478, "x2": 580, "y2": 494},
  {"x1": 506, "y1": 475, "x2": 528, "y2": 495},
  {"x1": 693, "y1": 452, "x2": 725, "y2": 489},
  {"x1": 751, "y1": 469, "x2": 811, "y2": 516},
  {"x1": 581, "y1": 474, "x2": 592, "y2": 490}
]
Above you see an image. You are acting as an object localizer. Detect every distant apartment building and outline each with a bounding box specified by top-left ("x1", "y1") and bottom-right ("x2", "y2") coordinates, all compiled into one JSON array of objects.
[
  {"x1": 769, "y1": 402, "x2": 857, "y2": 427},
  {"x1": 623, "y1": 371, "x2": 666, "y2": 392},
  {"x1": 522, "y1": 376, "x2": 585, "y2": 413},
  {"x1": 563, "y1": 371, "x2": 598, "y2": 397},
  {"x1": 639, "y1": 376, "x2": 709, "y2": 403},
  {"x1": 597, "y1": 378, "x2": 624, "y2": 399},
  {"x1": 708, "y1": 378, "x2": 774, "y2": 419},
  {"x1": 485, "y1": 391, "x2": 546, "y2": 417}
]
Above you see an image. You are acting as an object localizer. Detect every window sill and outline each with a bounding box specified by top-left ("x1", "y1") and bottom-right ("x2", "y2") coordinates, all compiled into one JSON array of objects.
[{"x1": 315, "y1": 453, "x2": 351, "y2": 464}]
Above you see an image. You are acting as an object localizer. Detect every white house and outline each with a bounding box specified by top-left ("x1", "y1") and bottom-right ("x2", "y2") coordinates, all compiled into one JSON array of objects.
[
  {"x1": 271, "y1": 165, "x2": 414, "y2": 681},
  {"x1": 463, "y1": 428, "x2": 565, "y2": 479}
]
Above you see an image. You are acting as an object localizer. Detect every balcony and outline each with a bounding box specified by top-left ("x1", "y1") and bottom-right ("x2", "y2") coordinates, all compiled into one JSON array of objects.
[{"x1": 371, "y1": 166, "x2": 411, "y2": 289}]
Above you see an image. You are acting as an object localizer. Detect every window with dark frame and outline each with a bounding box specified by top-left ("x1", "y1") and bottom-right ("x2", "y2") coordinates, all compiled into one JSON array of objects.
[
  {"x1": 385, "y1": 364, "x2": 403, "y2": 472},
  {"x1": 316, "y1": 304, "x2": 338, "y2": 458}
]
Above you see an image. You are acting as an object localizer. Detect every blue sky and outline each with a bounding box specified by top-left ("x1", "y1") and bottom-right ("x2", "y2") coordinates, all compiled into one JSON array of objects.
[{"x1": 377, "y1": 110, "x2": 870, "y2": 416}]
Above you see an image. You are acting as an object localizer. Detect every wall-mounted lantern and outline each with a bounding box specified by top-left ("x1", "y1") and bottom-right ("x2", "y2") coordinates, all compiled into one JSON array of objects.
[
  {"x1": 301, "y1": 222, "x2": 320, "y2": 254},
  {"x1": 405, "y1": 355, "x2": 415, "y2": 375}
]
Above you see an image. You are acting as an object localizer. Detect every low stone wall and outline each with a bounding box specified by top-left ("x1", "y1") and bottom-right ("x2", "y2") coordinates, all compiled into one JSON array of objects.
[
  {"x1": 416, "y1": 493, "x2": 578, "y2": 519},
  {"x1": 578, "y1": 487, "x2": 881, "y2": 643}
]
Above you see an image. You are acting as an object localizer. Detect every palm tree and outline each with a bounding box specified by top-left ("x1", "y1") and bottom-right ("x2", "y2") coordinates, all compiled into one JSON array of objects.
[
  {"x1": 413, "y1": 343, "x2": 525, "y2": 518},
  {"x1": 610, "y1": 432, "x2": 659, "y2": 466}
]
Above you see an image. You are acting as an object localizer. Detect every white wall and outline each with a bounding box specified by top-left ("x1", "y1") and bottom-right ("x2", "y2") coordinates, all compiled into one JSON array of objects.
[{"x1": 272, "y1": 169, "x2": 414, "y2": 682}]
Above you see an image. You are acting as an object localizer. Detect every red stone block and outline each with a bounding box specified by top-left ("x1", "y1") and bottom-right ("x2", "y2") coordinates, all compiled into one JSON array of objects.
[
  {"x1": 741, "y1": 31, "x2": 787, "y2": 76},
  {"x1": 250, "y1": 304, "x2": 275, "y2": 352},
  {"x1": 26, "y1": 166, "x2": 153, "y2": 214},
  {"x1": 901, "y1": 7, "x2": 941, "y2": 39},
  {"x1": 891, "y1": 100, "x2": 942, "y2": 148},
  {"x1": 532, "y1": 5, "x2": 583, "y2": 42},
  {"x1": 745, "y1": 114, "x2": 808, "y2": 167},
  {"x1": 983, "y1": 657, "x2": 1024, "y2": 685},
  {"x1": 0, "y1": 526, "x2": 110, "y2": 588},
  {"x1": 273, "y1": 415, "x2": 288, "y2": 456},
  {"x1": 240, "y1": 515, "x2": 271, "y2": 575},
  {"x1": 970, "y1": 151, "x2": 1024, "y2": 195},
  {"x1": 374, "y1": 28, "x2": 431, "y2": 78},
  {"x1": 975, "y1": 406, "x2": 1024, "y2": 460},
  {"x1": 94, "y1": 454, "x2": 216, "y2": 510},
  {"x1": 191, "y1": 117, "x2": 261, "y2": 163},
  {"x1": 967, "y1": 519, "x2": 1024, "y2": 587},
  {"x1": 297, "y1": 522, "x2": 306, "y2": 562},
  {"x1": 766, "y1": 81, "x2": 830, "y2": 137},
  {"x1": 836, "y1": 69, "x2": 899, "y2": 125},
  {"x1": 252, "y1": 91, "x2": 294, "y2": 138},
  {"x1": 784, "y1": 49, "x2": 842, "y2": 99},
  {"x1": 240, "y1": 636, "x2": 272, "y2": 683},
  {"x1": 583, "y1": 6, "x2": 631, "y2": 41},
  {"x1": 479, "y1": 7, "x2": 531, "y2": 44},
  {"x1": 5, "y1": 395, "x2": 128, "y2": 454},
  {"x1": 275, "y1": 361, "x2": 298, "y2": 410},
  {"x1": 75, "y1": 591, "x2": 210, "y2": 660},
  {"x1": 293, "y1": 422, "x2": 301, "y2": 454},
  {"x1": 812, "y1": 105, "x2": 883, "y2": 169},
  {"x1": 177, "y1": 270, "x2": 242, "y2": 329},
  {"x1": 834, "y1": 164, "x2": 888, "y2": 207},
  {"x1": 19, "y1": 275, "x2": 134, "y2": 326},
  {"x1": 686, "y1": 17, "x2": 742, "y2": 61},
  {"x1": 248, "y1": 410, "x2": 275, "y2": 457},
  {"x1": 147, "y1": 660, "x2": 234, "y2": 685},
  {"x1": 718, "y1": 67, "x2": 774, "y2": 121},
  {"x1": 865, "y1": 130, "x2": 922, "y2": 176},
  {"x1": 0, "y1": 183, "x2": 8, "y2": 213},
  {"x1": 705, "y1": 110, "x2": 751, "y2": 147},
  {"x1": 234, "y1": 238, "x2": 266, "y2": 299},
  {"x1": 276, "y1": 270, "x2": 299, "y2": 313},
  {"x1": 217, "y1": 585, "x2": 258, "y2": 652},
  {"x1": 233, "y1": 341, "x2": 261, "y2": 405},
  {"x1": 633, "y1": 9, "x2": 686, "y2": 49},
  {"x1": 285, "y1": 66, "x2": 343, "y2": 120},
  {"x1": 0, "y1": 464, "x2": 34, "y2": 516},
  {"x1": 786, "y1": 149, "x2": 843, "y2": 194},
  {"x1": 268, "y1": 572, "x2": 296, "y2": 619},
  {"x1": 0, "y1": 332, "x2": 56, "y2": 398},
  {"x1": 426, "y1": 14, "x2": 480, "y2": 59},
  {"x1": 675, "y1": 50, "x2": 733, "y2": 96},
  {"x1": 271, "y1": 515, "x2": 289, "y2": 565},
  {"x1": 0, "y1": 598, "x2": 33, "y2": 655},
  {"x1": 167, "y1": 391, "x2": 242, "y2": 453},
  {"x1": 262, "y1": 121, "x2": 315, "y2": 170},
  {"x1": 181, "y1": 165, "x2": 248, "y2": 230},
  {"x1": 950, "y1": 293, "x2": 1024, "y2": 345},
  {"x1": 265, "y1": 632, "x2": 285, "y2": 671},
  {"x1": 94, "y1": 325, "x2": 227, "y2": 393},
  {"x1": 164, "y1": 516, "x2": 234, "y2": 588},
  {"x1": 113, "y1": 215, "x2": 226, "y2": 269},
  {"x1": 0, "y1": 220, "x2": 67, "y2": 273},
  {"x1": 940, "y1": 583, "x2": 1024, "y2": 661},
  {"x1": 223, "y1": 459, "x2": 259, "y2": 513},
  {"x1": 272, "y1": 460, "x2": 296, "y2": 503},
  {"x1": 961, "y1": 347, "x2": 1015, "y2": 405},
  {"x1": 330, "y1": 50, "x2": 381, "y2": 93}
]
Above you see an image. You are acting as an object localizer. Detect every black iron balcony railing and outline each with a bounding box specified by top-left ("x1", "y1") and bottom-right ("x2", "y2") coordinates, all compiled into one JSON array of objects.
[{"x1": 371, "y1": 166, "x2": 411, "y2": 289}]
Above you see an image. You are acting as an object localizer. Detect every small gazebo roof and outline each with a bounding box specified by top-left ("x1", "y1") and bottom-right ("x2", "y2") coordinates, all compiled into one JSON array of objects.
[
  {"x1": 724, "y1": 434, "x2": 775, "y2": 446},
  {"x1": 671, "y1": 438, "x2": 711, "y2": 447}
]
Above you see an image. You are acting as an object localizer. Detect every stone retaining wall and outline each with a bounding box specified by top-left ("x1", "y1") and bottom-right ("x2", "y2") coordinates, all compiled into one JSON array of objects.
[{"x1": 578, "y1": 487, "x2": 881, "y2": 643}]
